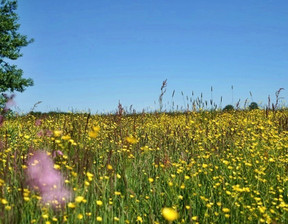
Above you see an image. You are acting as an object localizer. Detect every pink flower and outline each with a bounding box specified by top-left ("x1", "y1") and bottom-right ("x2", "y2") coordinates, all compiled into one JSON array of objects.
[
  {"x1": 26, "y1": 150, "x2": 72, "y2": 209},
  {"x1": 36, "y1": 130, "x2": 44, "y2": 137},
  {"x1": 41, "y1": 187, "x2": 72, "y2": 208},
  {"x1": 35, "y1": 119, "x2": 42, "y2": 126},
  {"x1": 53, "y1": 150, "x2": 63, "y2": 158}
]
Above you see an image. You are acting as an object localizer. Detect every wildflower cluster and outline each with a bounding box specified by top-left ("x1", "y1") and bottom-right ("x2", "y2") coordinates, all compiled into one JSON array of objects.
[{"x1": 0, "y1": 109, "x2": 287, "y2": 223}]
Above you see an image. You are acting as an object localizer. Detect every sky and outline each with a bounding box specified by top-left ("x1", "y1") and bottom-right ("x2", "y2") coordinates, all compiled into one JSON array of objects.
[{"x1": 10, "y1": 0, "x2": 288, "y2": 113}]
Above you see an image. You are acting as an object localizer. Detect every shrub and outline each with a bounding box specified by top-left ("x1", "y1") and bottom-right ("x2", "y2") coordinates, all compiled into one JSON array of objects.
[
  {"x1": 223, "y1": 104, "x2": 234, "y2": 111},
  {"x1": 249, "y1": 102, "x2": 259, "y2": 110}
]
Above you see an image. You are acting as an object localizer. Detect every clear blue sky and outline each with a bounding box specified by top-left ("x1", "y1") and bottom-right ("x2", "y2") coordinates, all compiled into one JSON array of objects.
[{"x1": 13, "y1": 0, "x2": 288, "y2": 113}]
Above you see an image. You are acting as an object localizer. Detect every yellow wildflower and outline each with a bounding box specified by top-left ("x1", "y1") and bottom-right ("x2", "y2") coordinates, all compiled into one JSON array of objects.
[
  {"x1": 162, "y1": 207, "x2": 179, "y2": 221},
  {"x1": 88, "y1": 126, "x2": 100, "y2": 138},
  {"x1": 125, "y1": 136, "x2": 138, "y2": 144}
]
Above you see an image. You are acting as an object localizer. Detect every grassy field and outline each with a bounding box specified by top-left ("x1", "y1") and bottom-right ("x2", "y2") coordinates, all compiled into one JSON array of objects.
[{"x1": 0, "y1": 109, "x2": 288, "y2": 223}]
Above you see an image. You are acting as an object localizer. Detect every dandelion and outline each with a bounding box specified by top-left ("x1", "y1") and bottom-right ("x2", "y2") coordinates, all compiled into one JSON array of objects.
[
  {"x1": 68, "y1": 202, "x2": 76, "y2": 208},
  {"x1": 61, "y1": 135, "x2": 71, "y2": 140},
  {"x1": 75, "y1": 196, "x2": 84, "y2": 203},
  {"x1": 191, "y1": 216, "x2": 198, "y2": 221},
  {"x1": 42, "y1": 214, "x2": 49, "y2": 219},
  {"x1": 162, "y1": 207, "x2": 179, "y2": 222},
  {"x1": 1, "y1": 199, "x2": 8, "y2": 205},
  {"x1": 53, "y1": 164, "x2": 60, "y2": 170},
  {"x1": 53, "y1": 130, "x2": 62, "y2": 137},
  {"x1": 125, "y1": 136, "x2": 138, "y2": 144},
  {"x1": 77, "y1": 214, "x2": 83, "y2": 220},
  {"x1": 222, "y1": 208, "x2": 230, "y2": 213},
  {"x1": 86, "y1": 172, "x2": 94, "y2": 181},
  {"x1": 96, "y1": 200, "x2": 103, "y2": 206},
  {"x1": 107, "y1": 164, "x2": 113, "y2": 170},
  {"x1": 96, "y1": 216, "x2": 102, "y2": 222},
  {"x1": 89, "y1": 126, "x2": 100, "y2": 138},
  {"x1": 137, "y1": 216, "x2": 143, "y2": 222}
]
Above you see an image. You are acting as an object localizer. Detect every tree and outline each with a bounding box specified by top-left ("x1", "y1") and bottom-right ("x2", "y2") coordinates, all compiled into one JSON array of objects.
[
  {"x1": 248, "y1": 102, "x2": 259, "y2": 110},
  {"x1": 223, "y1": 104, "x2": 234, "y2": 112},
  {"x1": 0, "y1": 0, "x2": 34, "y2": 93}
]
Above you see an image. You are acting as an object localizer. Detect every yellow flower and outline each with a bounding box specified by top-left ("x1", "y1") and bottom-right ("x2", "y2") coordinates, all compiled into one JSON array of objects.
[
  {"x1": 5, "y1": 205, "x2": 11, "y2": 210},
  {"x1": 86, "y1": 172, "x2": 94, "y2": 181},
  {"x1": 89, "y1": 126, "x2": 100, "y2": 138},
  {"x1": 162, "y1": 207, "x2": 179, "y2": 222},
  {"x1": 61, "y1": 135, "x2": 71, "y2": 140},
  {"x1": 191, "y1": 216, "x2": 198, "y2": 221},
  {"x1": 1, "y1": 199, "x2": 8, "y2": 205},
  {"x1": 96, "y1": 200, "x2": 103, "y2": 206},
  {"x1": 148, "y1": 178, "x2": 154, "y2": 183},
  {"x1": 107, "y1": 164, "x2": 113, "y2": 170},
  {"x1": 75, "y1": 196, "x2": 84, "y2": 203},
  {"x1": 77, "y1": 214, "x2": 83, "y2": 220},
  {"x1": 42, "y1": 214, "x2": 49, "y2": 219},
  {"x1": 68, "y1": 202, "x2": 76, "y2": 208},
  {"x1": 92, "y1": 126, "x2": 100, "y2": 132},
  {"x1": 137, "y1": 216, "x2": 143, "y2": 222},
  {"x1": 53, "y1": 164, "x2": 60, "y2": 170},
  {"x1": 96, "y1": 216, "x2": 102, "y2": 222},
  {"x1": 222, "y1": 208, "x2": 230, "y2": 213},
  {"x1": 53, "y1": 130, "x2": 62, "y2": 137},
  {"x1": 125, "y1": 136, "x2": 138, "y2": 144}
]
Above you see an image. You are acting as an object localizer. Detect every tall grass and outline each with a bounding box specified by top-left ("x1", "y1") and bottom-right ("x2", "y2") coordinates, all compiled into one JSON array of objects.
[{"x1": 0, "y1": 106, "x2": 288, "y2": 223}]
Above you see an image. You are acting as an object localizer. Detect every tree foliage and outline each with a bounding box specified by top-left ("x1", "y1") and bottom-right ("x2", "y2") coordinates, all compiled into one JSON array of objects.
[
  {"x1": 0, "y1": 0, "x2": 33, "y2": 93},
  {"x1": 249, "y1": 102, "x2": 259, "y2": 110},
  {"x1": 223, "y1": 104, "x2": 234, "y2": 112}
]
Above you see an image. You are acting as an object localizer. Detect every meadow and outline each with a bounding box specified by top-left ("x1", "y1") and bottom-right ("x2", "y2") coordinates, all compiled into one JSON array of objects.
[{"x1": 0, "y1": 108, "x2": 288, "y2": 223}]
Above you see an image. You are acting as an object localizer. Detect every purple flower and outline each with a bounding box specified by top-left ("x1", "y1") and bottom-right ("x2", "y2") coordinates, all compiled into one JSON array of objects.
[
  {"x1": 41, "y1": 187, "x2": 72, "y2": 208},
  {"x1": 35, "y1": 119, "x2": 42, "y2": 126},
  {"x1": 26, "y1": 150, "x2": 72, "y2": 209},
  {"x1": 53, "y1": 150, "x2": 64, "y2": 158}
]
